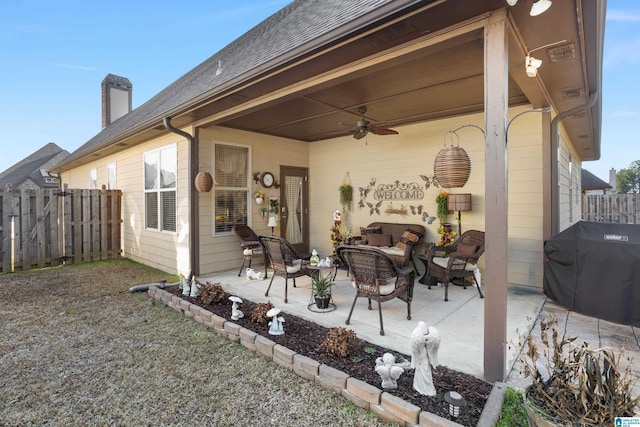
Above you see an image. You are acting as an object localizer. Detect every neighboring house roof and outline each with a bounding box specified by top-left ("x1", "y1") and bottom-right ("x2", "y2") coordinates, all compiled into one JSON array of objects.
[
  {"x1": 0, "y1": 142, "x2": 69, "y2": 189},
  {"x1": 581, "y1": 169, "x2": 612, "y2": 191}
]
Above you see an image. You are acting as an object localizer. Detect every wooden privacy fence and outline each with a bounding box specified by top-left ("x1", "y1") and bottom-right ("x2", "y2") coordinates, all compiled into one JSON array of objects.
[
  {"x1": 582, "y1": 193, "x2": 640, "y2": 224},
  {"x1": 0, "y1": 187, "x2": 122, "y2": 273}
]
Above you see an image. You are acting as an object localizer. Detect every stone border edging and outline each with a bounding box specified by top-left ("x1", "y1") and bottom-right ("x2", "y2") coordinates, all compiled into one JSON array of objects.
[{"x1": 149, "y1": 285, "x2": 501, "y2": 427}]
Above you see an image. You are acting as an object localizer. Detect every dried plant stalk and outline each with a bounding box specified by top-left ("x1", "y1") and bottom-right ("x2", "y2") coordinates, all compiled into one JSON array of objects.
[{"x1": 320, "y1": 327, "x2": 357, "y2": 357}]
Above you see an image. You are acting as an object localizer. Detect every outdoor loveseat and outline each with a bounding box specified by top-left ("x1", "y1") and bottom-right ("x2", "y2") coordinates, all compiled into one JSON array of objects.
[{"x1": 348, "y1": 222, "x2": 426, "y2": 271}]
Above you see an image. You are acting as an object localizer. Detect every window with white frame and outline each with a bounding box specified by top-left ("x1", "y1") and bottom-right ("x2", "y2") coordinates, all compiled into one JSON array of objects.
[
  {"x1": 144, "y1": 145, "x2": 177, "y2": 232},
  {"x1": 90, "y1": 168, "x2": 97, "y2": 189},
  {"x1": 107, "y1": 162, "x2": 116, "y2": 189},
  {"x1": 214, "y1": 143, "x2": 249, "y2": 234}
]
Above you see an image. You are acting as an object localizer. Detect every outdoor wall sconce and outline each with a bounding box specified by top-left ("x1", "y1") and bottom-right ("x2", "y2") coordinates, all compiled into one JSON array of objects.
[{"x1": 506, "y1": 0, "x2": 552, "y2": 16}]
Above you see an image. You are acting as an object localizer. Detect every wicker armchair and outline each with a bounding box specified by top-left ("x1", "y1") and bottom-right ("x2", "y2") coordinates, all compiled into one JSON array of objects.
[
  {"x1": 337, "y1": 245, "x2": 415, "y2": 335},
  {"x1": 427, "y1": 230, "x2": 485, "y2": 301},
  {"x1": 259, "y1": 236, "x2": 312, "y2": 303},
  {"x1": 231, "y1": 225, "x2": 267, "y2": 278}
]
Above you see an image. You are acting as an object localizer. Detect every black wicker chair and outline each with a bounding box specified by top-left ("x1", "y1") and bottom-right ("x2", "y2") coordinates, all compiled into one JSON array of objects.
[
  {"x1": 231, "y1": 225, "x2": 267, "y2": 278},
  {"x1": 427, "y1": 229, "x2": 485, "y2": 301},
  {"x1": 259, "y1": 236, "x2": 312, "y2": 303},
  {"x1": 336, "y1": 245, "x2": 415, "y2": 335}
]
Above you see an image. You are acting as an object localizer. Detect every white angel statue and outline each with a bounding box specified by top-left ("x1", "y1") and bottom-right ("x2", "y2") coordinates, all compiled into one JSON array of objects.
[{"x1": 410, "y1": 321, "x2": 441, "y2": 396}]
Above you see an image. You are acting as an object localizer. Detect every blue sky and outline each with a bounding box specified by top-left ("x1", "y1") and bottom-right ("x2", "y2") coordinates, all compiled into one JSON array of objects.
[{"x1": 0, "y1": 0, "x2": 638, "y2": 182}]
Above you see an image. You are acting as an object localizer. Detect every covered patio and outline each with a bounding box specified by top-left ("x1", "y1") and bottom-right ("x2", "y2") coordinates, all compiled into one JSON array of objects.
[{"x1": 202, "y1": 263, "x2": 546, "y2": 379}]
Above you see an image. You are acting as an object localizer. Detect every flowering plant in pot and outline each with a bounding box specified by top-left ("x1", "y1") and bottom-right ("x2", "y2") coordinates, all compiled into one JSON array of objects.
[
  {"x1": 254, "y1": 191, "x2": 265, "y2": 204},
  {"x1": 522, "y1": 315, "x2": 639, "y2": 426}
]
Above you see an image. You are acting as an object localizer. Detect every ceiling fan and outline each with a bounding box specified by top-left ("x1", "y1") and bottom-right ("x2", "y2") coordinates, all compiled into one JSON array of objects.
[{"x1": 347, "y1": 106, "x2": 398, "y2": 140}]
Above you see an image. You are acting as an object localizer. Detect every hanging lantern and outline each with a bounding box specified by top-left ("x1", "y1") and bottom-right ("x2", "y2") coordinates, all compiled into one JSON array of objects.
[
  {"x1": 433, "y1": 130, "x2": 471, "y2": 188},
  {"x1": 194, "y1": 171, "x2": 213, "y2": 192}
]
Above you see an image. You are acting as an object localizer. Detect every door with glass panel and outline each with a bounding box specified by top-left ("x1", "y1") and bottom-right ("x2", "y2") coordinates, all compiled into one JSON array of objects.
[{"x1": 279, "y1": 166, "x2": 308, "y2": 254}]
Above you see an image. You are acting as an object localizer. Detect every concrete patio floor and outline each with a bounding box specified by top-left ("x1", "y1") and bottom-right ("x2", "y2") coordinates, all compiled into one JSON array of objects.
[
  {"x1": 201, "y1": 261, "x2": 640, "y2": 415},
  {"x1": 201, "y1": 264, "x2": 547, "y2": 380}
]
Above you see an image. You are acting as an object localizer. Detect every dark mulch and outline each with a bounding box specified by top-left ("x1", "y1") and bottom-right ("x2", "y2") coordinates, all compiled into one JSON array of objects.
[{"x1": 167, "y1": 287, "x2": 492, "y2": 426}]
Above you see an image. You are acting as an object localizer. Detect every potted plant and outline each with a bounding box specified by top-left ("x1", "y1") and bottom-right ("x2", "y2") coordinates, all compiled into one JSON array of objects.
[
  {"x1": 435, "y1": 190, "x2": 449, "y2": 225},
  {"x1": 339, "y1": 183, "x2": 353, "y2": 211},
  {"x1": 254, "y1": 191, "x2": 265, "y2": 204},
  {"x1": 522, "y1": 315, "x2": 639, "y2": 426},
  {"x1": 312, "y1": 273, "x2": 332, "y2": 309}
]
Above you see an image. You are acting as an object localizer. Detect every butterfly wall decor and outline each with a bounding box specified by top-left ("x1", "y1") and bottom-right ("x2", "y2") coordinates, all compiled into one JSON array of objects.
[
  {"x1": 366, "y1": 200, "x2": 382, "y2": 216},
  {"x1": 422, "y1": 212, "x2": 436, "y2": 224},
  {"x1": 419, "y1": 174, "x2": 440, "y2": 190}
]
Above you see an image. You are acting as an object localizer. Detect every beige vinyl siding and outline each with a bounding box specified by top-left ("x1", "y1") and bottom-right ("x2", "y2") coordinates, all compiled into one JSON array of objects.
[
  {"x1": 60, "y1": 132, "x2": 190, "y2": 276},
  {"x1": 557, "y1": 126, "x2": 583, "y2": 232},
  {"x1": 197, "y1": 127, "x2": 309, "y2": 275}
]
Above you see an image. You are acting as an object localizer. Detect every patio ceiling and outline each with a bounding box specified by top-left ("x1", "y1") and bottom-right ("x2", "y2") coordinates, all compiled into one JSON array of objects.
[
  {"x1": 197, "y1": 0, "x2": 602, "y2": 161},
  {"x1": 60, "y1": 0, "x2": 603, "y2": 168}
]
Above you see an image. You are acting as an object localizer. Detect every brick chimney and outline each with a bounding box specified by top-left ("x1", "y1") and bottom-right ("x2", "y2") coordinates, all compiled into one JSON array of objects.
[{"x1": 101, "y1": 74, "x2": 132, "y2": 129}]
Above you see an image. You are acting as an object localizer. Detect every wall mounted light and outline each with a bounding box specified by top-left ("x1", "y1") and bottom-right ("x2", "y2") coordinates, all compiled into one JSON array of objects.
[
  {"x1": 530, "y1": 0, "x2": 552, "y2": 16},
  {"x1": 505, "y1": 0, "x2": 552, "y2": 16},
  {"x1": 525, "y1": 39, "x2": 567, "y2": 78}
]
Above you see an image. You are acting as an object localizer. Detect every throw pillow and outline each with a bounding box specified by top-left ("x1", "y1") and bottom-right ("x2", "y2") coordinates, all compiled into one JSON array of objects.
[
  {"x1": 455, "y1": 243, "x2": 478, "y2": 256},
  {"x1": 395, "y1": 228, "x2": 422, "y2": 251},
  {"x1": 359, "y1": 226, "x2": 382, "y2": 244},
  {"x1": 367, "y1": 233, "x2": 392, "y2": 247}
]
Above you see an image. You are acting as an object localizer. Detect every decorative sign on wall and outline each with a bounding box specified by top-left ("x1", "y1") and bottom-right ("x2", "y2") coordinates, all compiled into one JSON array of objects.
[{"x1": 372, "y1": 181, "x2": 424, "y2": 201}]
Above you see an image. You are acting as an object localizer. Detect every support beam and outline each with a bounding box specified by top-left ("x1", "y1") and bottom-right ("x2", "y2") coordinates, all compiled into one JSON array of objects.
[{"x1": 483, "y1": 9, "x2": 509, "y2": 383}]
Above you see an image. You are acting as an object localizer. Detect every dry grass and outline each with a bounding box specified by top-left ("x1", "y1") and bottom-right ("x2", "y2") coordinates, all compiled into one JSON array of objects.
[{"x1": 0, "y1": 259, "x2": 390, "y2": 426}]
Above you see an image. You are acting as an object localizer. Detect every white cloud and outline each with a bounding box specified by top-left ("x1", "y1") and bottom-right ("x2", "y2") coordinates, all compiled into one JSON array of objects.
[{"x1": 606, "y1": 10, "x2": 640, "y2": 22}]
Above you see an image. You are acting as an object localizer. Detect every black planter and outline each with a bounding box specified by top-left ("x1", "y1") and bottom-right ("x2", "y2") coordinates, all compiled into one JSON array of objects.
[{"x1": 314, "y1": 295, "x2": 331, "y2": 309}]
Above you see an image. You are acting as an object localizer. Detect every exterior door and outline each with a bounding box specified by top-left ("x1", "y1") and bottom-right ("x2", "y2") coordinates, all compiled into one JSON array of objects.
[{"x1": 279, "y1": 166, "x2": 309, "y2": 253}]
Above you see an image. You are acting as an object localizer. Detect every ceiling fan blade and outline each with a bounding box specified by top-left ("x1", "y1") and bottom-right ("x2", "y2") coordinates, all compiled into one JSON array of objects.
[{"x1": 371, "y1": 127, "x2": 398, "y2": 136}]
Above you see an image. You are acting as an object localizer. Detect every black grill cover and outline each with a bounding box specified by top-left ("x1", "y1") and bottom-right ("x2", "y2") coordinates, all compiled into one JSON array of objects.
[{"x1": 543, "y1": 221, "x2": 640, "y2": 327}]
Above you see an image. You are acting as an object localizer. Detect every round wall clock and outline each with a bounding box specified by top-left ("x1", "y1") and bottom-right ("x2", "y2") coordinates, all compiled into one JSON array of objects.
[{"x1": 260, "y1": 171, "x2": 275, "y2": 188}]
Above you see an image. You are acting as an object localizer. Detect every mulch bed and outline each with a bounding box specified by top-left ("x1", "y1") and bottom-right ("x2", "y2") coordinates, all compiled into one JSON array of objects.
[{"x1": 167, "y1": 287, "x2": 491, "y2": 426}]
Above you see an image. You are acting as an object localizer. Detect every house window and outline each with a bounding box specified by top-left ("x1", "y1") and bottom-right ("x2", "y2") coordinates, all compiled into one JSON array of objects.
[
  {"x1": 214, "y1": 143, "x2": 249, "y2": 234},
  {"x1": 107, "y1": 162, "x2": 116, "y2": 189},
  {"x1": 144, "y1": 145, "x2": 177, "y2": 232},
  {"x1": 90, "y1": 168, "x2": 97, "y2": 189}
]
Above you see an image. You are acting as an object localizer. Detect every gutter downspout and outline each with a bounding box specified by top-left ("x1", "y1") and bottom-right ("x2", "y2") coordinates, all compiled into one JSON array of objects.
[
  {"x1": 550, "y1": 91, "x2": 599, "y2": 235},
  {"x1": 163, "y1": 117, "x2": 198, "y2": 278}
]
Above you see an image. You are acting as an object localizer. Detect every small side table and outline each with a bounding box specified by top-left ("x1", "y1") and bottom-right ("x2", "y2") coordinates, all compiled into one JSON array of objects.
[{"x1": 307, "y1": 264, "x2": 337, "y2": 312}]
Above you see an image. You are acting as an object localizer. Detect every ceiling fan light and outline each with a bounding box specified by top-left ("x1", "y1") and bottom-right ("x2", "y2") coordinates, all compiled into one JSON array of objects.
[
  {"x1": 530, "y1": 0, "x2": 552, "y2": 16},
  {"x1": 506, "y1": 0, "x2": 518, "y2": 6}
]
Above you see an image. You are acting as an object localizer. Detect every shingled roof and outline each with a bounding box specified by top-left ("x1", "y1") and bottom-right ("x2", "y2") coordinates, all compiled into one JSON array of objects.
[
  {"x1": 0, "y1": 143, "x2": 69, "y2": 190},
  {"x1": 581, "y1": 168, "x2": 612, "y2": 191},
  {"x1": 58, "y1": 0, "x2": 417, "y2": 168}
]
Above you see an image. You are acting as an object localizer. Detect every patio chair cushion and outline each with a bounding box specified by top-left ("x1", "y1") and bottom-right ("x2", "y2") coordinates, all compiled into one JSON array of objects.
[
  {"x1": 367, "y1": 233, "x2": 392, "y2": 247},
  {"x1": 432, "y1": 256, "x2": 477, "y2": 271},
  {"x1": 351, "y1": 277, "x2": 396, "y2": 295},
  {"x1": 378, "y1": 246, "x2": 405, "y2": 257},
  {"x1": 455, "y1": 243, "x2": 478, "y2": 256},
  {"x1": 286, "y1": 259, "x2": 303, "y2": 273},
  {"x1": 243, "y1": 247, "x2": 263, "y2": 256},
  {"x1": 359, "y1": 226, "x2": 383, "y2": 244}
]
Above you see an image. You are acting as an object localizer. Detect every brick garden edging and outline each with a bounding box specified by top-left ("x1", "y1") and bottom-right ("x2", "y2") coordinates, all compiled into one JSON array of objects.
[{"x1": 149, "y1": 285, "x2": 502, "y2": 427}]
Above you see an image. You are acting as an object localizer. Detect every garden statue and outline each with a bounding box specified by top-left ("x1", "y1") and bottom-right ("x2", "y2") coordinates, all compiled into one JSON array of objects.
[
  {"x1": 410, "y1": 321, "x2": 441, "y2": 396},
  {"x1": 181, "y1": 276, "x2": 190, "y2": 296},
  {"x1": 189, "y1": 277, "x2": 199, "y2": 298},
  {"x1": 375, "y1": 352, "x2": 410, "y2": 390},
  {"x1": 317, "y1": 257, "x2": 332, "y2": 267},
  {"x1": 266, "y1": 307, "x2": 284, "y2": 335},
  {"x1": 229, "y1": 296, "x2": 244, "y2": 321},
  {"x1": 245, "y1": 268, "x2": 265, "y2": 280},
  {"x1": 310, "y1": 249, "x2": 320, "y2": 265}
]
